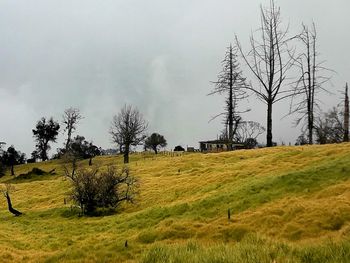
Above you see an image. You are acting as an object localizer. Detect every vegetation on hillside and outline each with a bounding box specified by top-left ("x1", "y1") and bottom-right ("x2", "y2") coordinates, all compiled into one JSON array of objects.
[{"x1": 0, "y1": 144, "x2": 349, "y2": 262}]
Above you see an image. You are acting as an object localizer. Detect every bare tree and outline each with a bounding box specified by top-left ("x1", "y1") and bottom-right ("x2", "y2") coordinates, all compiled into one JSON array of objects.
[
  {"x1": 62, "y1": 151, "x2": 78, "y2": 179},
  {"x1": 1, "y1": 184, "x2": 22, "y2": 216},
  {"x1": 344, "y1": 83, "x2": 349, "y2": 142},
  {"x1": 290, "y1": 23, "x2": 331, "y2": 144},
  {"x1": 235, "y1": 121, "x2": 265, "y2": 145},
  {"x1": 110, "y1": 105, "x2": 148, "y2": 163},
  {"x1": 236, "y1": 0, "x2": 294, "y2": 147},
  {"x1": 63, "y1": 107, "x2": 83, "y2": 151},
  {"x1": 209, "y1": 45, "x2": 247, "y2": 149}
]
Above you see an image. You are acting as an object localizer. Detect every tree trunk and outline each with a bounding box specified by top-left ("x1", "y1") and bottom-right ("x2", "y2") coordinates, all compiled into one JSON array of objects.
[
  {"x1": 307, "y1": 100, "x2": 313, "y2": 144},
  {"x1": 66, "y1": 130, "x2": 72, "y2": 151},
  {"x1": 308, "y1": 119, "x2": 313, "y2": 144},
  {"x1": 266, "y1": 101, "x2": 273, "y2": 147},
  {"x1": 307, "y1": 33, "x2": 313, "y2": 145},
  {"x1": 154, "y1": 147, "x2": 158, "y2": 154},
  {"x1": 89, "y1": 158, "x2": 92, "y2": 166},
  {"x1": 124, "y1": 145, "x2": 129, "y2": 164},
  {"x1": 228, "y1": 45, "x2": 234, "y2": 151},
  {"x1": 11, "y1": 165, "x2": 14, "y2": 176},
  {"x1": 344, "y1": 84, "x2": 349, "y2": 142},
  {"x1": 42, "y1": 141, "x2": 48, "y2": 161},
  {"x1": 5, "y1": 192, "x2": 22, "y2": 216}
]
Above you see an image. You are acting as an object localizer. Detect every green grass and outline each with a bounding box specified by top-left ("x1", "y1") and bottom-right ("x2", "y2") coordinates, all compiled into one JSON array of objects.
[
  {"x1": 0, "y1": 144, "x2": 350, "y2": 262},
  {"x1": 142, "y1": 235, "x2": 350, "y2": 263}
]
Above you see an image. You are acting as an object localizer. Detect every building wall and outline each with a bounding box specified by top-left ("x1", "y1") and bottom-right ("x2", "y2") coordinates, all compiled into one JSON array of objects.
[{"x1": 200, "y1": 142, "x2": 228, "y2": 152}]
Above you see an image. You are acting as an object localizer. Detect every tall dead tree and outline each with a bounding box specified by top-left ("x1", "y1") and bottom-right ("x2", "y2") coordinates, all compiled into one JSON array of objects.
[
  {"x1": 290, "y1": 23, "x2": 331, "y2": 144},
  {"x1": 236, "y1": 0, "x2": 294, "y2": 147},
  {"x1": 209, "y1": 45, "x2": 247, "y2": 149},
  {"x1": 63, "y1": 107, "x2": 83, "y2": 150},
  {"x1": 344, "y1": 83, "x2": 349, "y2": 142}
]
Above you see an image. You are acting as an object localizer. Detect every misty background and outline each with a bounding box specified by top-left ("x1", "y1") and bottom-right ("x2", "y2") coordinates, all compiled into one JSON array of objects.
[{"x1": 0, "y1": 0, "x2": 349, "y2": 156}]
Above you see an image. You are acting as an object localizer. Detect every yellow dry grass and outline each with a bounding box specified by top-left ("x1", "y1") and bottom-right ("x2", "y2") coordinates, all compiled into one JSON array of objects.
[{"x1": 0, "y1": 143, "x2": 349, "y2": 262}]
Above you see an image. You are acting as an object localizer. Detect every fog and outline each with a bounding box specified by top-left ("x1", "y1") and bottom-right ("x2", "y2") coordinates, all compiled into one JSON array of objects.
[{"x1": 0, "y1": 0, "x2": 349, "y2": 156}]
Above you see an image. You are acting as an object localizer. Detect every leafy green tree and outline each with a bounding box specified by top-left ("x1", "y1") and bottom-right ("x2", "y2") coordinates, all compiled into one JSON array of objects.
[
  {"x1": 32, "y1": 117, "x2": 60, "y2": 161},
  {"x1": 144, "y1": 133, "x2": 167, "y2": 154}
]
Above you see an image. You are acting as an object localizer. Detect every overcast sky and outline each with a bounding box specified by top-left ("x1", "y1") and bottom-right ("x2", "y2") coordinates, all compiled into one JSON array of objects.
[{"x1": 0, "y1": 0, "x2": 349, "y2": 156}]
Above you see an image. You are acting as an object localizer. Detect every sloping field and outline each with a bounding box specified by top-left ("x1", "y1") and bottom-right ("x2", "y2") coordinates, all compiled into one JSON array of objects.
[{"x1": 0, "y1": 144, "x2": 350, "y2": 262}]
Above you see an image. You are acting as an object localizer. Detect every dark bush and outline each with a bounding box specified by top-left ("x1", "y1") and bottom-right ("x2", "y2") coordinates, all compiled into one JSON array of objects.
[
  {"x1": 14, "y1": 168, "x2": 51, "y2": 180},
  {"x1": 65, "y1": 166, "x2": 138, "y2": 215},
  {"x1": 31, "y1": 167, "x2": 46, "y2": 175},
  {"x1": 174, "y1": 145, "x2": 185, "y2": 152}
]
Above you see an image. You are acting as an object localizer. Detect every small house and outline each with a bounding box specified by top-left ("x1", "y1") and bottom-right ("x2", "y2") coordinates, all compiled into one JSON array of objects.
[{"x1": 199, "y1": 140, "x2": 245, "y2": 152}]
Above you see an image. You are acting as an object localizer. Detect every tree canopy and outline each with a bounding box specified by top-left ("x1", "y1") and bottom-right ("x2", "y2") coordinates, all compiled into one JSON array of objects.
[
  {"x1": 144, "y1": 133, "x2": 167, "y2": 154},
  {"x1": 32, "y1": 117, "x2": 60, "y2": 161}
]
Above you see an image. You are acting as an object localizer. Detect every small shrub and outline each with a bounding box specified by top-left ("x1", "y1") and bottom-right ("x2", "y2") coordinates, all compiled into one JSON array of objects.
[
  {"x1": 14, "y1": 168, "x2": 49, "y2": 180},
  {"x1": 31, "y1": 167, "x2": 46, "y2": 175},
  {"x1": 66, "y1": 166, "x2": 138, "y2": 215}
]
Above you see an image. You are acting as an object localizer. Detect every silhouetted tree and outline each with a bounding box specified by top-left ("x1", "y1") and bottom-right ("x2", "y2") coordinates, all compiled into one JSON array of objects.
[
  {"x1": 290, "y1": 23, "x2": 331, "y2": 144},
  {"x1": 295, "y1": 133, "x2": 308, "y2": 145},
  {"x1": 209, "y1": 45, "x2": 247, "y2": 149},
  {"x1": 344, "y1": 83, "x2": 349, "y2": 142},
  {"x1": 27, "y1": 150, "x2": 40, "y2": 163},
  {"x1": 2, "y1": 146, "x2": 26, "y2": 176},
  {"x1": 63, "y1": 107, "x2": 83, "y2": 150},
  {"x1": 174, "y1": 145, "x2": 185, "y2": 152},
  {"x1": 32, "y1": 117, "x2": 60, "y2": 161},
  {"x1": 0, "y1": 142, "x2": 6, "y2": 176},
  {"x1": 314, "y1": 107, "x2": 344, "y2": 144},
  {"x1": 110, "y1": 105, "x2": 148, "y2": 163},
  {"x1": 144, "y1": 133, "x2": 167, "y2": 154},
  {"x1": 236, "y1": 0, "x2": 294, "y2": 147}
]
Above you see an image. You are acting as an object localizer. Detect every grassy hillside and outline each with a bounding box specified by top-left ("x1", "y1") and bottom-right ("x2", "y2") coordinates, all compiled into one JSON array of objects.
[{"x1": 0, "y1": 144, "x2": 350, "y2": 262}]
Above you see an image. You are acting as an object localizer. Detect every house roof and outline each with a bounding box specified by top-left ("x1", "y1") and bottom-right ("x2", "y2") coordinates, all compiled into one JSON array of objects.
[{"x1": 199, "y1": 139, "x2": 244, "y2": 146}]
